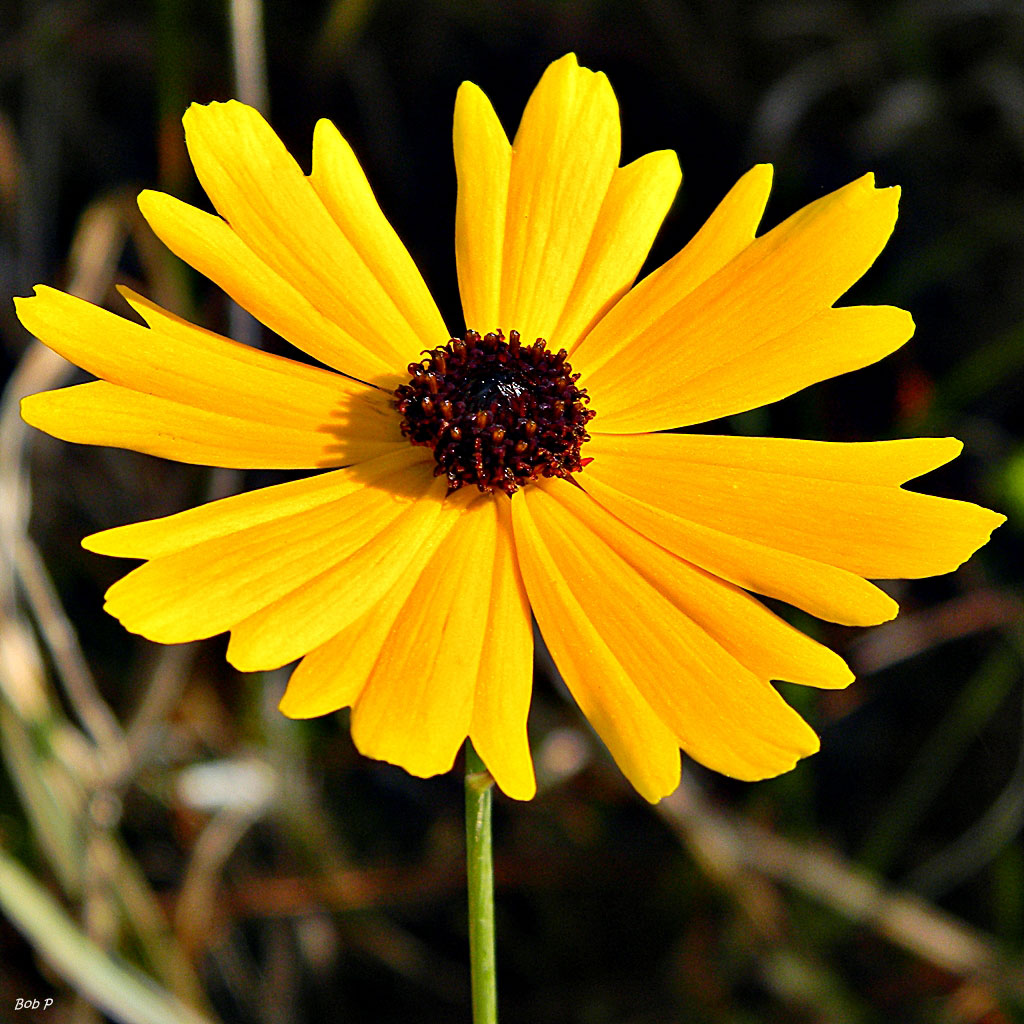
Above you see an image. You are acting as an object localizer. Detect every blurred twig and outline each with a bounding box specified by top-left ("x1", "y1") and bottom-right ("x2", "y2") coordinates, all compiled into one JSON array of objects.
[
  {"x1": 176, "y1": 808, "x2": 264, "y2": 958},
  {"x1": 661, "y1": 775, "x2": 1024, "y2": 1004},
  {"x1": 848, "y1": 589, "x2": 1023, "y2": 675}
]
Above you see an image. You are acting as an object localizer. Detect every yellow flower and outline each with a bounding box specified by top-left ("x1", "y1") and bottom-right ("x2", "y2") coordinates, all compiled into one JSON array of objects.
[{"x1": 16, "y1": 54, "x2": 1003, "y2": 803}]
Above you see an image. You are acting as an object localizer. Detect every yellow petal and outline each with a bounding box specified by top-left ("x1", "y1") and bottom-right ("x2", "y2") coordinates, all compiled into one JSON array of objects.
[
  {"x1": 593, "y1": 304, "x2": 914, "y2": 432},
  {"x1": 22, "y1": 381, "x2": 402, "y2": 469},
  {"x1": 577, "y1": 174, "x2": 905, "y2": 431},
  {"x1": 468, "y1": 496, "x2": 536, "y2": 800},
  {"x1": 454, "y1": 81, "x2": 512, "y2": 333},
  {"x1": 98, "y1": 454, "x2": 442, "y2": 654},
  {"x1": 182, "y1": 101, "x2": 441, "y2": 375},
  {"x1": 16, "y1": 286, "x2": 398, "y2": 466},
  {"x1": 545, "y1": 478, "x2": 853, "y2": 690},
  {"x1": 278, "y1": 487, "x2": 482, "y2": 721},
  {"x1": 275, "y1": 542, "x2": 449, "y2": 721},
  {"x1": 515, "y1": 481, "x2": 821, "y2": 789},
  {"x1": 585, "y1": 432, "x2": 1005, "y2": 581},
  {"x1": 349, "y1": 494, "x2": 500, "y2": 779},
  {"x1": 555, "y1": 149, "x2": 681, "y2": 354},
  {"x1": 16, "y1": 285, "x2": 396, "y2": 435},
  {"x1": 572, "y1": 163, "x2": 773, "y2": 375},
  {"x1": 278, "y1": 607, "x2": 381, "y2": 720},
  {"x1": 511, "y1": 488, "x2": 682, "y2": 802},
  {"x1": 120, "y1": 286, "x2": 402, "y2": 457},
  {"x1": 225, "y1": 475, "x2": 461, "y2": 671},
  {"x1": 581, "y1": 473, "x2": 897, "y2": 626},
  {"x1": 499, "y1": 54, "x2": 621, "y2": 344},
  {"x1": 84, "y1": 447, "x2": 433, "y2": 559},
  {"x1": 584, "y1": 432, "x2": 965, "y2": 486},
  {"x1": 283, "y1": 494, "x2": 536, "y2": 797},
  {"x1": 309, "y1": 118, "x2": 448, "y2": 349},
  {"x1": 278, "y1": 629, "x2": 375, "y2": 721},
  {"x1": 137, "y1": 190, "x2": 400, "y2": 385}
]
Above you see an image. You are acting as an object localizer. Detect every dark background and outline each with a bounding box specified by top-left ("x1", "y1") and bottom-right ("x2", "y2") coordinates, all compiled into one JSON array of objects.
[{"x1": 1, "y1": 1, "x2": 1022, "y2": 1022}]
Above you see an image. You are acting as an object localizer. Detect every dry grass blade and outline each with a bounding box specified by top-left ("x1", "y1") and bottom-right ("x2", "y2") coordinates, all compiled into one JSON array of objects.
[
  {"x1": 0, "y1": 847, "x2": 217, "y2": 1024},
  {"x1": 1, "y1": 191, "x2": 132, "y2": 753},
  {"x1": 0, "y1": 188, "x2": 218, "y2": 1017}
]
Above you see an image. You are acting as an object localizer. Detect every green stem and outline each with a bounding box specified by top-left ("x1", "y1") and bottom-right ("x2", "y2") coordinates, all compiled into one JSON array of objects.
[{"x1": 465, "y1": 741, "x2": 497, "y2": 1024}]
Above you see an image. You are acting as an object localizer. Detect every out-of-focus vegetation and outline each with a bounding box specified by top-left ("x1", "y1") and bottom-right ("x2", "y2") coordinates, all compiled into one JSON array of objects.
[{"x1": 1, "y1": 1, "x2": 1022, "y2": 1022}]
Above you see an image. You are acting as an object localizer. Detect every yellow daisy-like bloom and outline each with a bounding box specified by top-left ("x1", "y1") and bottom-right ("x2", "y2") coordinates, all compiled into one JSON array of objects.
[{"x1": 16, "y1": 55, "x2": 1003, "y2": 802}]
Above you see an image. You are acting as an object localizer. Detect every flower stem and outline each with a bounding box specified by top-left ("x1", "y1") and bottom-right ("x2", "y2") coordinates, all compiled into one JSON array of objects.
[
  {"x1": 465, "y1": 740, "x2": 497, "y2": 1024},
  {"x1": 228, "y1": 0, "x2": 269, "y2": 115}
]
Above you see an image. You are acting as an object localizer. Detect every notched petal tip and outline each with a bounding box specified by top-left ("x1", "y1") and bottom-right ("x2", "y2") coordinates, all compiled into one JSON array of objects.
[
  {"x1": 182, "y1": 100, "x2": 229, "y2": 135},
  {"x1": 856, "y1": 172, "x2": 901, "y2": 217},
  {"x1": 953, "y1": 505, "x2": 1008, "y2": 557},
  {"x1": 13, "y1": 285, "x2": 57, "y2": 330},
  {"x1": 742, "y1": 739, "x2": 821, "y2": 784},
  {"x1": 183, "y1": 97, "x2": 252, "y2": 124},
  {"x1": 550, "y1": 51, "x2": 581, "y2": 71},
  {"x1": 18, "y1": 391, "x2": 52, "y2": 432},
  {"x1": 12, "y1": 290, "x2": 36, "y2": 318},
  {"x1": 822, "y1": 662, "x2": 857, "y2": 691},
  {"x1": 712, "y1": 716, "x2": 822, "y2": 784},
  {"x1": 888, "y1": 497, "x2": 1006, "y2": 582},
  {"x1": 100, "y1": 589, "x2": 183, "y2": 646},
  {"x1": 635, "y1": 148, "x2": 682, "y2": 185},
  {"x1": 827, "y1": 171, "x2": 900, "y2": 219},
  {"x1": 533, "y1": 52, "x2": 608, "y2": 100},
  {"x1": 625, "y1": 756, "x2": 682, "y2": 804},
  {"x1": 871, "y1": 593, "x2": 900, "y2": 626},
  {"x1": 17, "y1": 390, "x2": 34, "y2": 418},
  {"x1": 349, "y1": 728, "x2": 462, "y2": 782}
]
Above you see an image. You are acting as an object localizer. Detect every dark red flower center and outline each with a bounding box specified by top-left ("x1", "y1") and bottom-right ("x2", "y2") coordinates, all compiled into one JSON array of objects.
[{"x1": 394, "y1": 330, "x2": 595, "y2": 495}]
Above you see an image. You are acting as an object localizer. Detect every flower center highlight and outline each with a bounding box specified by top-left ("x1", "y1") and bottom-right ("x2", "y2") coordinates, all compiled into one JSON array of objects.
[{"x1": 395, "y1": 330, "x2": 595, "y2": 495}]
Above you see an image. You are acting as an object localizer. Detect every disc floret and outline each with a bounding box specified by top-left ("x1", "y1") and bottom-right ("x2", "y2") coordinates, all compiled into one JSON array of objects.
[{"x1": 395, "y1": 330, "x2": 595, "y2": 494}]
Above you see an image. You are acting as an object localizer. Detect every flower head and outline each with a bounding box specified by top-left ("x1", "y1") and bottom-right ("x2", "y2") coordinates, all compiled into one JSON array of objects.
[{"x1": 16, "y1": 54, "x2": 1003, "y2": 802}]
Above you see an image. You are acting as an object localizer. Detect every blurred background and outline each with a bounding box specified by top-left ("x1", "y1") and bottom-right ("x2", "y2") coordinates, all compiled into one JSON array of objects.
[{"x1": 1, "y1": 0, "x2": 1022, "y2": 1021}]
